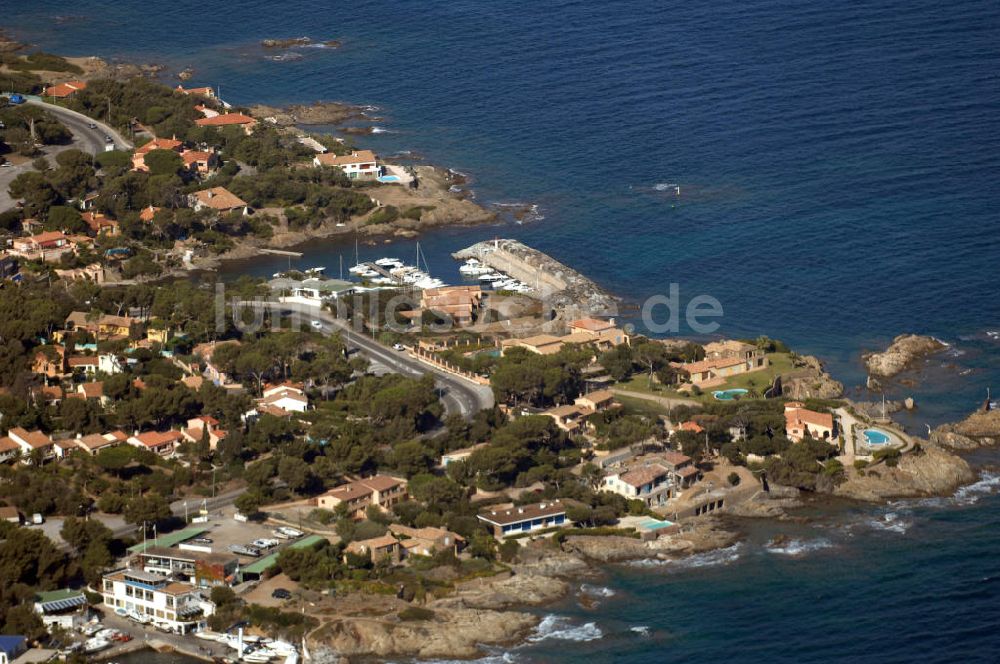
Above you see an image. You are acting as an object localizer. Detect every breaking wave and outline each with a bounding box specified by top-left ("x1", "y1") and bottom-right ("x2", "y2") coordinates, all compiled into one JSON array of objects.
[
  {"x1": 867, "y1": 511, "x2": 912, "y2": 534},
  {"x1": 764, "y1": 538, "x2": 834, "y2": 556},
  {"x1": 952, "y1": 470, "x2": 1000, "y2": 506},
  {"x1": 630, "y1": 625, "x2": 651, "y2": 636},
  {"x1": 579, "y1": 584, "x2": 615, "y2": 598},
  {"x1": 529, "y1": 615, "x2": 603, "y2": 643},
  {"x1": 627, "y1": 543, "x2": 744, "y2": 570}
]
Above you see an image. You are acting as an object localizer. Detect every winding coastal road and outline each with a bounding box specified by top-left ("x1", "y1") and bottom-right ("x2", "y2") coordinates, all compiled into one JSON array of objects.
[
  {"x1": 271, "y1": 301, "x2": 494, "y2": 419},
  {"x1": 0, "y1": 96, "x2": 131, "y2": 212}
]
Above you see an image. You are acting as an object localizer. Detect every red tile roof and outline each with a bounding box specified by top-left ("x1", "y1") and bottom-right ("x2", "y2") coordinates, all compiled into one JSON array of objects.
[{"x1": 195, "y1": 113, "x2": 256, "y2": 127}]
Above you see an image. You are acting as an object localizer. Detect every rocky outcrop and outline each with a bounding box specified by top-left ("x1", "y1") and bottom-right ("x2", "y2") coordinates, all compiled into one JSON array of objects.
[
  {"x1": 932, "y1": 407, "x2": 1000, "y2": 450},
  {"x1": 262, "y1": 37, "x2": 313, "y2": 48},
  {"x1": 310, "y1": 607, "x2": 538, "y2": 660},
  {"x1": 782, "y1": 355, "x2": 844, "y2": 399},
  {"x1": 249, "y1": 101, "x2": 369, "y2": 127},
  {"x1": 864, "y1": 334, "x2": 946, "y2": 378},
  {"x1": 563, "y1": 519, "x2": 739, "y2": 562},
  {"x1": 438, "y1": 571, "x2": 570, "y2": 611},
  {"x1": 725, "y1": 488, "x2": 803, "y2": 518},
  {"x1": 834, "y1": 442, "x2": 973, "y2": 502}
]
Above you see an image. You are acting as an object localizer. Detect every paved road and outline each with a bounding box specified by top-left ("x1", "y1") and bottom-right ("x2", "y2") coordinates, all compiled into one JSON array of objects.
[
  {"x1": 0, "y1": 97, "x2": 131, "y2": 212},
  {"x1": 274, "y1": 302, "x2": 494, "y2": 419}
]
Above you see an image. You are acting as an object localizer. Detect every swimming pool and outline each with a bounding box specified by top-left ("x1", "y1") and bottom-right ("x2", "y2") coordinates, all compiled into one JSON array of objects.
[
  {"x1": 864, "y1": 429, "x2": 892, "y2": 445},
  {"x1": 377, "y1": 175, "x2": 401, "y2": 183},
  {"x1": 713, "y1": 388, "x2": 749, "y2": 401}
]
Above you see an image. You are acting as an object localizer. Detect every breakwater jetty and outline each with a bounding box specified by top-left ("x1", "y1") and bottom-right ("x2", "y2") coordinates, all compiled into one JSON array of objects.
[{"x1": 453, "y1": 239, "x2": 617, "y2": 318}]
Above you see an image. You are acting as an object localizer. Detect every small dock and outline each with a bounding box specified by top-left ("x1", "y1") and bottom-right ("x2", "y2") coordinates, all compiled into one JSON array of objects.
[{"x1": 259, "y1": 248, "x2": 304, "y2": 257}]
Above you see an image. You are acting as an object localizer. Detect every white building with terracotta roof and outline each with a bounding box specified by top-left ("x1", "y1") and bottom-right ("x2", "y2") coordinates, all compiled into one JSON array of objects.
[
  {"x1": 603, "y1": 462, "x2": 672, "y2": 507},
  {"x1": 313, "y1": 150, "x2": 380, "y2": 179},
  {"x1": 128, "y1": 430, "x2": 183, "y2": 457},
  {"x1": 7, "y1": 427, "x2": 55, "y2": 462},
  {"x1": 784, "y1": 402, "x2": 835, "y2": 443}
]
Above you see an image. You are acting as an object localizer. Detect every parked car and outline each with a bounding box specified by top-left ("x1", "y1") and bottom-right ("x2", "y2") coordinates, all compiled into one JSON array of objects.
[
  {"x1": 392, "y1": 343, "x2": 405, "y2": 351},
  {"x1": 87, "y1": 122, "x2": 97, "y2": 129},
  {"x1": 310, "y1": 320, "x2": 323, "y2": 330},
  {"x1": 271, "y1": 588, "x2": 292, "y2": 600}
]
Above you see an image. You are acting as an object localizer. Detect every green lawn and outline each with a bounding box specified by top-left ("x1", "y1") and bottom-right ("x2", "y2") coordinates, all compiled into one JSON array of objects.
[
  {"x1": 614, "y1": 394, "x2": 673, "y2": 417},
  {"x1": 615, "y1": 353, "x2": 795, "y2": 405}
]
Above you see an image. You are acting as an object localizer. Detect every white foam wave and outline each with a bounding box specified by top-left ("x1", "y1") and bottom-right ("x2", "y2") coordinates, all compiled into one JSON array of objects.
[
  {"x1": 630, "y1": 625, "x2": 651, "y2": 637},
  {"x1": 579, "y1": 584, "x2": 615, "y2": 598},
  {"x1": 628, "y1": 543, "x2": 743, "y2": 570},
  {"x1": 867, "y1": 511, "x2": 912, "y2": 534},
  {"x1": 653, "y1": 182, "x2": 679, "y2": 192},
  {"x1": 529, "y1": 615, "x2": 603, "y2": 643},
  {"x1": 416, "y1": 654, "x2": 517, "y2": 664},
  {"x1": 952, "y1": 470, "x2": 1000, "y2": 506},
  {"x1": 371, "y1": 126, "x2": 393, "y2": 134},
  {"x1": 764, "y1": 538, "x2": 834, "y2": 556}
]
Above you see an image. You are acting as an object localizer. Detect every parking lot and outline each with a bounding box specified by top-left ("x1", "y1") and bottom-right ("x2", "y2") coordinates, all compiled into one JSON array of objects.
[{"x1": 165, "y1": 506, "x2": 288, "y2": 561}]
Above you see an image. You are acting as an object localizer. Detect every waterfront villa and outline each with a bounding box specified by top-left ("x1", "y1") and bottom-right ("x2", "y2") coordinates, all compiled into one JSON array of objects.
[
  {"x1": 660, "y1": 450, "x2": 700, "y2": 490},
  {"x1": 477, "y1": 500, "x2": 567, "y2": 538},
  {"x1": 602, "y1": 462, "x2": 673, "y2": 507},
  {"x1": 313, "y1": 149, "x2": 380, "y2": 179},
  {"x1": 316, "y1": 475, "x2": 408, "y2": 520},
  {"x1": 194, "y1": 112, "x2": 257, "y2": 134},
  {"x1": 175, "y1": 85, "x2": 216, "y2": 99},
  {"x1": 388, "y1": 524, "x2": 465, "y2": 557},
  {"x1": 675, "y1": 340, "x2": 769, "y2": 388},
  {"x1": 784, "y1": 402, "x2": 835, "y2": 442},
  {"x1": 101, "y1": 569, "x2": 214, "y2": 633}
]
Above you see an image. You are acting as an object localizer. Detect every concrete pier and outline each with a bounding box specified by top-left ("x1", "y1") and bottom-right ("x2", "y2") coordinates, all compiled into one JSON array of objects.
[{"x1": 453, "y1": 239, "x2": 617, "y2": 318}]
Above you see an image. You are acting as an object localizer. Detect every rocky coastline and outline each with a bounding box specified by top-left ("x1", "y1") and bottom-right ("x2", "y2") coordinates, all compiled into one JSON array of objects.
[{"x1": 864, "y1": 333, "x2": 947, "y2": 379}]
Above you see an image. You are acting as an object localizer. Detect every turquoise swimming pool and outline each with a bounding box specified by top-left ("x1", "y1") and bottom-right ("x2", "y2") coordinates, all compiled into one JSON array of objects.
[
  {"x1": 713, "y1": 388, "x2": 749, "y2": 401},
  {"x1": 864, "y1": 428, "x2": 892, "y2": 445},
  {"x1": 378, "y1": 174, "x2": 401, "y2": 183}
]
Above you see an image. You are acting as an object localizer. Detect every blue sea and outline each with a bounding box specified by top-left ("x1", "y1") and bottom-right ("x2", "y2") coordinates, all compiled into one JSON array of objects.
[{"x1": 6, "y1": 1, "x2": 1000, "y2": 661}]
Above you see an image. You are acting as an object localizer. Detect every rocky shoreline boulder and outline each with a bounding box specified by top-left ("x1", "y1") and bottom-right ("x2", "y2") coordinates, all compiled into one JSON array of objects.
[
  {"x1": 834, "y1": 442, "x2": 973, "y2": 501},
  {"x1": 310, "y1": 607, "x2": 538, "y2": 660},
  {"x1": 782, "y1": 354, "x2": 844, "y2": 400},
  {"x1": 932, "y1": 407, "x2": 1000, "y2": 450},
  {"x1": 864, "y1": 334, "x2": 946, "y2": 378}
]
